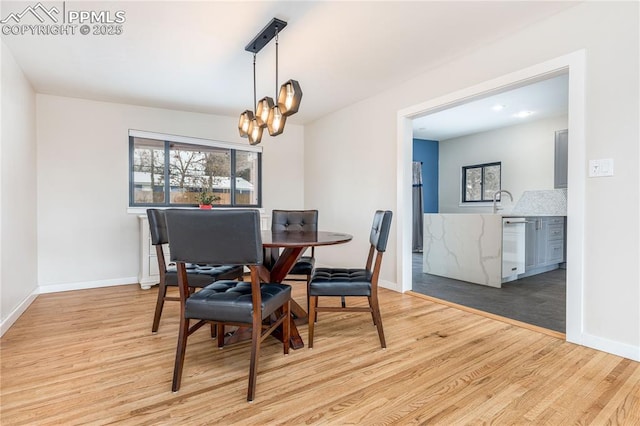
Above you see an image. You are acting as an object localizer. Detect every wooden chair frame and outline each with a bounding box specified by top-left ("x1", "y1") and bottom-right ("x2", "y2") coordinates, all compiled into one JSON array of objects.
[
  {"x1": 172, "y1": 264, "x2": 290, "y2": 402},
  {"x1": 308, "y1": 243, "x2": 386, "y2": 349}
]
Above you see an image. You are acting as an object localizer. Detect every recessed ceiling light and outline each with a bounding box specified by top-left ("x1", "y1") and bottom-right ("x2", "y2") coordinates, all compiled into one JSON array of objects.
[
  {"x1": 491, "y1": 104, "x2": 507, "y2": 111},
  {"x1": 514, "y1": 111, "x2": 534, "y2": 118}
]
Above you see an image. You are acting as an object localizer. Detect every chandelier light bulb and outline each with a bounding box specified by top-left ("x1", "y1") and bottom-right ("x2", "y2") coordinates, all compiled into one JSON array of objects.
[
  {"x1": 256, "y1": 97, "x2": 274, "y2": 128},
  {"x1": 238, "y1": 110, "x2": 254, "y2": 138},
  {"x1": 248, "y1": 118, "x2": 263, "y2": 145},
  {"x1": 267, "y1": 105, "x2": 286, "y2": 136},
  {"x1": 277, "y1": 79, "x2": 302, "y2": 116},
  {"x1": 285, "y1": 84, "x2": 294, "y2": 109}
]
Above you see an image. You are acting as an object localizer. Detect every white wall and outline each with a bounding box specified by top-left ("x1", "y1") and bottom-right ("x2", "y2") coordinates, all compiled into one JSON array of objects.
[
  {"x1": 36, "y1": 95, "x2": 304, "y2": 290},
  {"x1": 439, "y1": 115, "x2": 568, "y2": 213},
  {"x1": 0, "y1": 41, "x2": 38, "y2": 332},
  {"x1": 305, "y1": 2, "x2": 638, "y2": 358}
]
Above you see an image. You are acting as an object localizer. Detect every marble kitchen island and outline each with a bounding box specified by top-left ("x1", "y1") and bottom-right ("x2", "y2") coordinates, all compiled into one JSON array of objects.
[
  {"x1": 423, "y1": 214, "x2": 504, "y2": 288},
  {"x1": 422, "y1": 190, "x2": 567, "y2": 288}
]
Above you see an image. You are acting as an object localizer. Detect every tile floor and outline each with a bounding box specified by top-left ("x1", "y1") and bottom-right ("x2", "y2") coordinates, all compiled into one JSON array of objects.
[{"x1": 411, "y1": 253, "x2": 566, "y2": 332}]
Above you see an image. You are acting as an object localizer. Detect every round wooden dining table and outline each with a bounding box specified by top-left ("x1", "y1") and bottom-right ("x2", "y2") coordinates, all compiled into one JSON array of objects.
[
  {"x1": 259, "y1": 230, "x2": 353, "y2": 349},
  {"x1": 260, "y1": 231, "x2": 353, "y2": 282}
]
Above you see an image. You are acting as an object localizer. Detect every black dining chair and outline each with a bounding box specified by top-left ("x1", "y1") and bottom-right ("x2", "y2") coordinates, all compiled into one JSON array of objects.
[
  {"x1": 146, "y1": 209, "x2": 245, "y2": 332},
  {"x1": 164, "y1": 209, "x2": 291, "y2": 402},
  {"x1": 308, "y1": 210, "x2": 392, "y2": 349},
  {"x1": 270, "y1": 210, "x2": 318, "y2": 300}
]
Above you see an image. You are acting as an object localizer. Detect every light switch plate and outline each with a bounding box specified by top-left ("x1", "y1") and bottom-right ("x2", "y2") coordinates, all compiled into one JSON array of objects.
[{"x1": 589, "y1": 158, "x2": 614, "y2": 177}]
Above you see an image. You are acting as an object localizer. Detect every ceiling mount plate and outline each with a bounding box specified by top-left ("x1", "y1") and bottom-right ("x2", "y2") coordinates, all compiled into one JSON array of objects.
[{"x1": 245, "y1": 18, "x2": 288, "y2": 53}]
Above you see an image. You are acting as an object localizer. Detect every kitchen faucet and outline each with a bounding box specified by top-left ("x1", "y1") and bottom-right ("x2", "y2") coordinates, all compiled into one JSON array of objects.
[{"x1": 492, "y1": 190, "x2": 513, "y2": 214}]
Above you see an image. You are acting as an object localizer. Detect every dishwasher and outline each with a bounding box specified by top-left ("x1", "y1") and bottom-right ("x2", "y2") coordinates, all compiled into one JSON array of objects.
[{"x1": 502, "y1": 218, "x2": 526, "y2": 282}]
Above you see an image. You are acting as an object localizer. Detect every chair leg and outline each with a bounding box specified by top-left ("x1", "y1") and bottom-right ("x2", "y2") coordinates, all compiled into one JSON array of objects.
[
  {"x1": 306, "y1": 274, "x2": 311, "y2": 315},
  {"x1": 368, "y1": 296, "x2": 377, "y2": 326},
  {"x1": 172, "y1": 317, "x2": 190, "y2": 392},
  {"x1": 210, "y1": 322, "x2": 217, "y2": 338},
  {"x1": 308, "y1": 296, "x2": 317, "y2": 348},
  {"x1": 247, "y1": 319, "x2": 262, "y2": 401},
  {"x1": 369, "y1": 296, "x2": 386, "y2": 348},
  {"x1": 152, "y1": 281, "x2": 168, "y2": 333},
  {"x1": 283, "y1": 301, "x2": 291, "y2": 355},
  {"x1": 217, "y1": 324, "x2": 225, "y2": 348}
]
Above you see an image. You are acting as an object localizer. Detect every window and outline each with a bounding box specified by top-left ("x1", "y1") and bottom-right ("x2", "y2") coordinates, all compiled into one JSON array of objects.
[
  {"x1": 129, "y1": 130, "x2": 262, "y2": 207},
  {"x1": 462, "y1": 162, "x2": 501, "y2": 202}
]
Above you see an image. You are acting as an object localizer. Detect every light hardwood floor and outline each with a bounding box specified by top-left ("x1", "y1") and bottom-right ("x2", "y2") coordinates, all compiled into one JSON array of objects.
[{"x1": 1, "y1": 283, "x2": 638, "y2": 425}]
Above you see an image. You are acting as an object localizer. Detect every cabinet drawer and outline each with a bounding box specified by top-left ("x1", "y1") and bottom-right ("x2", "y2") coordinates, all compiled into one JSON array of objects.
[
  {"x1": 547, "y1": 217, "x2": 565, "y2": 226},
  {"x1": 547, "y1": 242, "x2": 565, "y2": 263},
  {"x1": 548, "y1": 224, "x2": 564, "y2": 241}
]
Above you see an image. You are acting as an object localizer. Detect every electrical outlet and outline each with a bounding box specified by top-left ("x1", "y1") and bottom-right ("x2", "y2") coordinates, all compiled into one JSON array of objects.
[{"x1": 589, "y1": 159, "x2": 614, "y2": 177}]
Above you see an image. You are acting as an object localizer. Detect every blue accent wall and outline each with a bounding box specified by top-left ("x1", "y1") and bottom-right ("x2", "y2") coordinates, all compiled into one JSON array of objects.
[{"x1": 413, "y1": 138, "x2": 439, "y2": 213}]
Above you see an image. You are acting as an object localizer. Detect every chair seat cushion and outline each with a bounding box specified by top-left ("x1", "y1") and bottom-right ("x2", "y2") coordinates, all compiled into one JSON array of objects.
[
  {"x1": 289, "y1": 256, "x2": 315, "y2": 275},
  {"x1": 165, "y1": 264, "x2": 245, "y2": 287},
  {"x1": 185, "y1": 281, "x2": 292, "y2": 324},
  {"x1": 309, "y1": 268, "x2": 372, "y2": 297}
]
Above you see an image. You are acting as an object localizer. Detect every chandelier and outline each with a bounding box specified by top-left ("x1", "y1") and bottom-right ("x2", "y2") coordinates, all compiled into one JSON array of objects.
[{"x1": 238, "y1": 18, "x2": 302, "y2": 145}]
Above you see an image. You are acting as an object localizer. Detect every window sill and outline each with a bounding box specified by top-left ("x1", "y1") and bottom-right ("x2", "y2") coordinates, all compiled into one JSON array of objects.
[{"x1": 127, "y1": 206, "x2": 265, "y2": 215}]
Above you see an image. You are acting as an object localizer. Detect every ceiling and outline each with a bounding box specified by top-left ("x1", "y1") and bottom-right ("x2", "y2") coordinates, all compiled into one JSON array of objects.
[
  {"x1": 1, "y1": 1, "x2": 579, "y2": 126},
  {"x1": 412, "y1": 73, "x2": 569, "y2": 141}
]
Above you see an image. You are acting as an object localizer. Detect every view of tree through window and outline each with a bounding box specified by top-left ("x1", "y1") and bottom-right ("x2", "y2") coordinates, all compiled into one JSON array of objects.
[
  {"x1": 130, "y1": 134, "x2": 261, "y2": 207},
  {"x1": 132, "y1": 138, "x2": 165, "y2": 203},
  {"x1": 462, "y1": 162, "x2": 501, "y2": 202}
]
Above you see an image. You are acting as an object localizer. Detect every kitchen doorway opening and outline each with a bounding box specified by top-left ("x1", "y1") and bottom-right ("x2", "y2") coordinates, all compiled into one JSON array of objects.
[
  {"x1": 411, "y1": 74, "x2": 568, "y2": 334},
  {"x1": 396, "y1": 51, "x2": 586, "y2": 345}
]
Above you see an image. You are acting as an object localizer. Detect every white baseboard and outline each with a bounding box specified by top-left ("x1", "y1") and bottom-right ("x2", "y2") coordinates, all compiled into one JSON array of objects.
[
  {"x1": 38, "y1": 276, "x2": 139, "y2": 294},
  {"x1": 379, "y1": 278, "x2": 401, "y2": 293},
  {"x1": 577, "y1": 333, "x2": 640, "y2": 362},
  {"x1": 0, "y1": 290, "x2": 38, "y2": 337}
]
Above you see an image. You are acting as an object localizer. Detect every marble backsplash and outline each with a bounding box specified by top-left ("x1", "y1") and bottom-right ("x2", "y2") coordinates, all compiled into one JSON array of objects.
[{"x1": 511, "y1": 189, "x2": 567, "y2": 216}]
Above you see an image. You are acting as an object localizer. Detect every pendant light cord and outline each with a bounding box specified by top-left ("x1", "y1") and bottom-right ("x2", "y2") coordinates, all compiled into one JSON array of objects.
[
  {"x1": 275, "y1": 28, "x2": 279, "y2": 97},
  {"x1": 253, "y1": 53, "x2": 257, "y2": 113}
]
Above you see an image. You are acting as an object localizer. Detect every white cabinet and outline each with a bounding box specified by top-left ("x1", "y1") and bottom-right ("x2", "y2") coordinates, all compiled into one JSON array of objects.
[
  {"x1": 137, "y1": 215, "x2": 170, "y2": 290},
  {"x1": 546, "y1": 218, "x2": 566, "y2": 264},
  {"x1": 554, "y1": 129, "x2": 568, "y2": 189},
  {"x1": 523, "y1": 216, "x2": 566, "y2": 277},
  {"x1": 137, "y1": 212, "x2": 270, "y2": 290}
]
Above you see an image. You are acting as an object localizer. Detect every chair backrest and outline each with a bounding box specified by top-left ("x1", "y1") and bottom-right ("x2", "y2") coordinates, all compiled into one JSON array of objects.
[
  {"x1": 365, "y1": 210, "x2": 393, "y2": 280},
  {"x1": 165, "y1": 209, "x2": 262, "y2": 266},
  {"x1": 271, "y1": 210, "x2": 318, "y2": 232},
  {"x1": 369, "y1": 210, "x2": 393, "y2": 252},
  {"x1": 147, "y1": 209, "x2": 169, "y2": 245}
]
